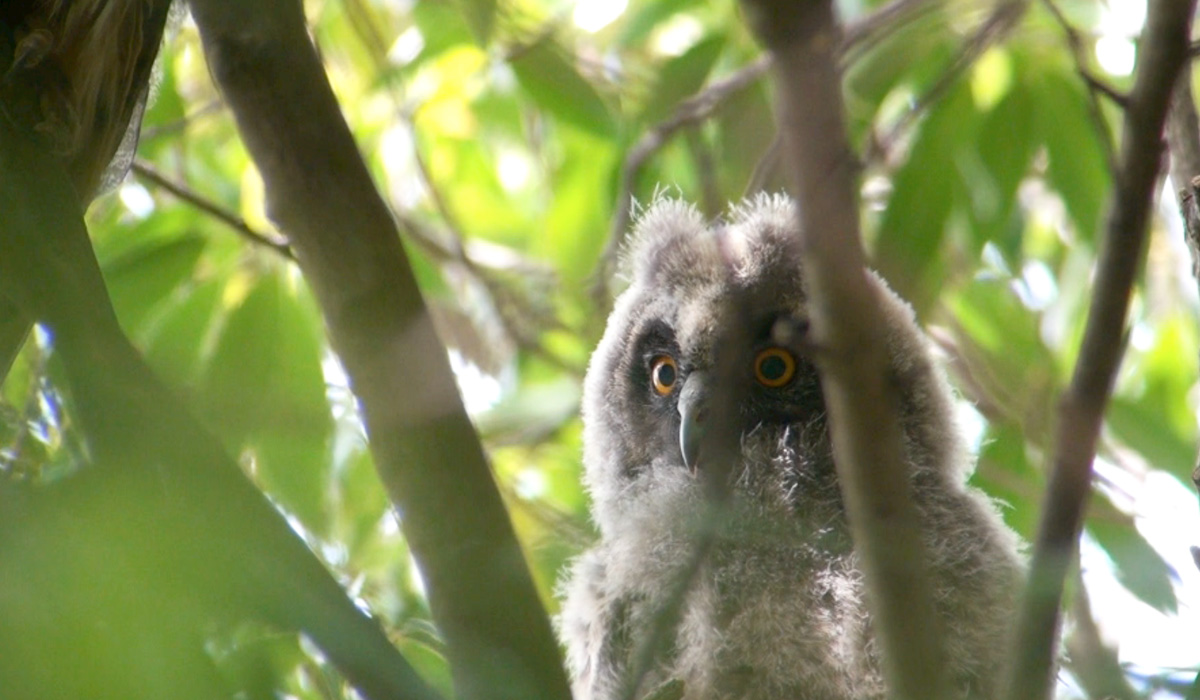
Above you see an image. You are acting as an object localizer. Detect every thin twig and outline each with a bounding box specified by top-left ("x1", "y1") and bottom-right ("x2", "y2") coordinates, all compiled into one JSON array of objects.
[
  {"x1": 593, "y1": 0, "x2": 949, "y2": 306},
  {"x1": 839, "y1": 0, "x2": 944, "y2": 62},
  {"x1": 1003, "y1": 0, "x2": 1196, "y2": 697},
  {"x1": 593, "y1": 55, "x2": 771, "y2": 304},
  {"x1": 336, "y1": 9, "x2": 579, "y2": 374},
  {"x1": 138, "y1": 100, "x2": 223, "y2": 141},
  {"x1": 685, "y1": 129, "x2": 722, "y2": 219},
  {"x1": 131, "y1": 160, "x2": 294, "y2": 259},
  {"x1": 1039, "y1": 0, "x2": 1122, "y2": 171},
  {"x1": 865, "y1": 0, "x2": 1028, "y2": 164}
]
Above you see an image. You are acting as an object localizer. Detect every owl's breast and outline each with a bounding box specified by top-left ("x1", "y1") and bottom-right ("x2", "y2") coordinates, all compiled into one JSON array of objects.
[{"x1": 668, "y1": 538, "x2": 883, "y2": 700}]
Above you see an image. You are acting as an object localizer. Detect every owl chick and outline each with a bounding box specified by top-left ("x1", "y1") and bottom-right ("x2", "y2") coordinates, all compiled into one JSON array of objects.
[{"x1": 559, "y1": 194, "x2": 1024, "y2": 700}]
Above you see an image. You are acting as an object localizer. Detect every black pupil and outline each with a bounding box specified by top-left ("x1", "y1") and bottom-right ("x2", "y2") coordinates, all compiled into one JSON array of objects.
[
  {"x1": 759, "y1": 354, "x2": 787, "y2": 380},
  {"x1": 655, "y1": 362, "x2": 676, "y2": 387}
]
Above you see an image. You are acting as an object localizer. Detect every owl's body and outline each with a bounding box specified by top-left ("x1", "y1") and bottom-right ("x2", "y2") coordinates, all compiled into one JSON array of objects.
[{"x1": 559, "y1": 195, "x2": 1023, "y2": 700}]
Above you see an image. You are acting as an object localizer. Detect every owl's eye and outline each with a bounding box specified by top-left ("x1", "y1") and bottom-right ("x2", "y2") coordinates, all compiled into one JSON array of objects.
[
  {"x1": 650, "y1": 355, "x2": 678, "y2": 395},
  {"x1": 754, "y1": 347, "x2": 796, "y2": 387}
]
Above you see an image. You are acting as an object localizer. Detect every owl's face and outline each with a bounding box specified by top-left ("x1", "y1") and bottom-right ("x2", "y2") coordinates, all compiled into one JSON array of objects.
[{"x1": 583, "y1": 195, "x2": 841, "y2": 539}]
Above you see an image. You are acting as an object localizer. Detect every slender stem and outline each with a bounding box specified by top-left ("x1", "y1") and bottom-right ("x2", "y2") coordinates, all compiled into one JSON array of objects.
[{"x1": 1003, "y1": 1, "x2": 1196, "y2": 697}]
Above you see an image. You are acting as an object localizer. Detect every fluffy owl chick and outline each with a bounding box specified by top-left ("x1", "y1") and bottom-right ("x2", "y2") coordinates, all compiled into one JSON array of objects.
[{"x1": 559, "y1": 194, "x2": 1023, "y2": 700}]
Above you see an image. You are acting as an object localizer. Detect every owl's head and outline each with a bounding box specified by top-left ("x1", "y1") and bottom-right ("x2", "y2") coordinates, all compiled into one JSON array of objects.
[{"x1": 582, "y1": 194, "x2": 964, "y2": 539}]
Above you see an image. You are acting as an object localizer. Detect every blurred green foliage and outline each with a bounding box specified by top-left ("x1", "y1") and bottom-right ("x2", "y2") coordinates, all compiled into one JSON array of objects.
[{"x1": 2, "y1": 0, "x2": 1199, "y2": 697}]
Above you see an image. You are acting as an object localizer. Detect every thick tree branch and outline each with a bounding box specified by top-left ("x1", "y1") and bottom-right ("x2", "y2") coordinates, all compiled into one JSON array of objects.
[
  {"x1": 1167, "y1": 68, "x2": 1200, "y2": 281},
  {"x1": 0, "y1": 90, "x2": 439, "y2": 700},
  {"x1": 1003, "y1": 1, "x2": 1197, "y2": 698},
  {"x1": 739, "y1": 1, "x2": 952, "y2": 698},
  {"x1": 185, "y1": 2, "x2": 572, "y2": 699}
]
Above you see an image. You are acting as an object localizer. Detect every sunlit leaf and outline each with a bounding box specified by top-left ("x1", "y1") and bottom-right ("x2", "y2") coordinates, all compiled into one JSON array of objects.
[
  {"x1": 142, "y1": 276, "x2": 224, "y2": 389},
  {"x1": 874, "y1": 81, "x2": 976, "y2": 311},
  {"x1": 102, "y1": 234, "x2": 207, "y2": 335},
  {"x1": 511, "y1": 41, "x2": 616, "y2": 136},
  {"x1": 1088, "y1": 512, "x2": 1178, "y2": 614},
  {"x1": 454, "y1": 0, "x2": 495, "y2": 45},
  {"x1": 200, "y1": 271, "x2": 332, "y2": 532},
  {"x1": 640, "y1": 34, "x2": 725, "y2": 124},
  {"x1": 1034, "y1": 68, "x2": 1112, "y2": 243},
  {"x1": 968, "y1": 64, "x2": 1037, "y2": 262}
]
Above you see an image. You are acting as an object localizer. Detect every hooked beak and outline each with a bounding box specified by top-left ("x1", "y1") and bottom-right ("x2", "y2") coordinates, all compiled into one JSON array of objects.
[{"x1": 677, "y1": 370, "x2": 711, "y2": 473}]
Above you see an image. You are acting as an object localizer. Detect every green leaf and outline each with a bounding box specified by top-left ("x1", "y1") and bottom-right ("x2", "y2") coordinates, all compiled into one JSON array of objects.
[
  {"x1": 969, "y1": 73, "x2": 1037, "y2": 261},
  {"x1": 874, "y1": 81, "x2": 976, "y2": 311},
  {"x1": 255, "y1": 432, "x2": 331, "y2": 537},
  {"x1": 947, "y1": 278, "x2": 1059, "y2": 429},
  {"x1": 200, "y1": 271, "x2": 332, "y2": 532},
  {"x1": 511, "y1": 41, "x2": 616, "y2": 136},
  {"x1": 539, "y1": 131, "x2": 616, "y2": 282},
  {"x1": 714, "y1": 79, "x2": 775, "y2": 194},
  {"x1": 142, "y1": 276, "x2": 224, "y2": 389},
  {"x1": 1034, "y1": 69, "x2": 1112, "y2": 243},
  {"x1": 1107, "y1": 315, "x2": 1199, "y2": 481},
  {"x1": 102, "y1": 234, "x2": 207, "y2": 336},
  {"x1": 396, "y1": 637, "x2": 454, "y2": 699},
  {"x1": 843, "y1": 18, "x2": 955, "y2": 144},
  {"x1": 1088, "y1": 513, "x2": 1178, "y2": 613},
  {"x1": 1108, "y1": 398, "x2": 1195, "y2": 480},
  {"x1": 640, "y1": 35, "x2": 725, "y2": 124},
  {"x1": 337, "y1": 448, "x2": 390, "y2": 558},
  {"x1": 972, "y1": 423, "x2": 1042, "y2": 538},
  {"x1": 454, "y1": 0, "x2": 495, "y2": 45},
  {"x1": 616, "y1": 0, "x2": 702, "y2": 47},
  {"x1": 411, "y1": 2, "x2": 476, "y2": 68}
]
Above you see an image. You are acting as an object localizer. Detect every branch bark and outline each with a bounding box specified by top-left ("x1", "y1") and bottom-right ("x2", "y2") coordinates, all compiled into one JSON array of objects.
[
  {"x1": 739, "y1": 2, "x2": 952, "y2": 698},
  {"x1": 1003, "y1": 1, "x2": 1197, "y2": 698},
  {"x1": 185, "y1": 2, "x2": 572, "y2": 699},
  {"x1": 1166, "y1": 63, "x2": 1200, "y2": 287},
  {"x1": 0, "y1": 84, "x2": 439, "y2": 700}
]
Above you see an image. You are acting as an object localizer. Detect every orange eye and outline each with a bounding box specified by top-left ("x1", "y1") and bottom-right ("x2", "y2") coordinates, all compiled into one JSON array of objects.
[
  {"x1": 754, "y1": 347, "x2": 796, "y2": 387},
  {"x1": 650, "y1": 355, "x2": 678, "y2": 395}
]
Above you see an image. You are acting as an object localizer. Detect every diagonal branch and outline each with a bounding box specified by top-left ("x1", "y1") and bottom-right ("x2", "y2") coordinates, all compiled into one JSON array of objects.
[
  {"x1": 1003, "y1": 1, "x2": 1197, "y2": 698},
  {"x1": 866, "y1": 0, "x2": 1027, "y2": 165},
  {"x1": 0, "y1": 82, "x2": 440, "y2": 700},
  {"x1": 738, "y1": 1, "x2": 953, "y2": 698},
  {"x1": 131, "y1": 160, "x2": 295, "y2": 259},
  {"x1": 593, "y1": 0, "x2": 948, "y2": 306},
  {"x1": 185, "y1": 1, "x2": 573, "y2": 699}
]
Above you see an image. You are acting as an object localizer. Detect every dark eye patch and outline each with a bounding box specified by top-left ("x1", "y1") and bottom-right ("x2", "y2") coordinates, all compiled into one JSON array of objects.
[{"x1": 628, "y1": 319, "x2": 679, "y2": 403}]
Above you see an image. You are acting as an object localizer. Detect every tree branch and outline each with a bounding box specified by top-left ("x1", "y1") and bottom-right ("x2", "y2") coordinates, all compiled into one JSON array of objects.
[
  {"x1": 185, "y1": 2, "x2": 572, "y2": 699},
  {"x1": 1003, "y1": 1, "x2": 1197, "y2": 697},
  {"x1": 866, "y1": 0, "x2": 1027, "y2": 165},
  {"x1": 131, "y1": 159, "x2": 295, "y2": 259},
  {"x1": 593, "y1": 0, "x2": 945, "y2": 306},
  {"x1": 0, "y1": 82, "x2": 440, "y2": 700},
  {"x1": 593, "y1": 55, "x2": 772, "y2": 305},
  {"x1": 739, "y1": 1, "x2": 952, "y2": 698},
  {"x1": 1166, "y1": 66, "x2": 1200, "y2": 281},
  {"x1": 1039, "y1": 0, "x2": 1123, "y2": 172}
]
